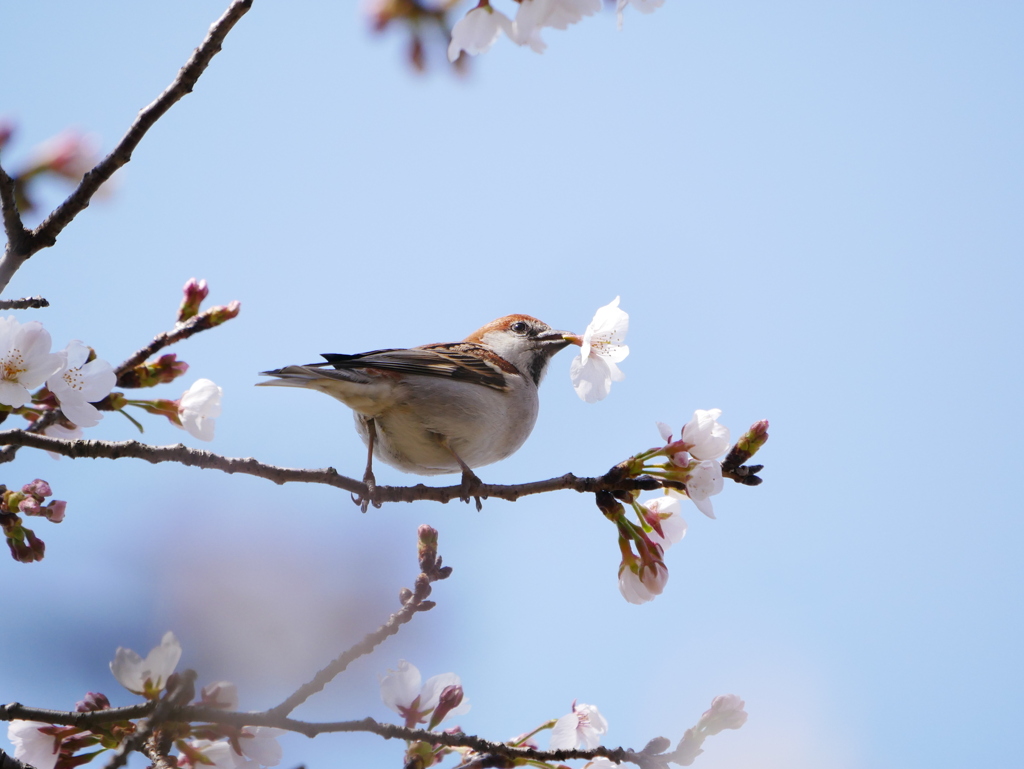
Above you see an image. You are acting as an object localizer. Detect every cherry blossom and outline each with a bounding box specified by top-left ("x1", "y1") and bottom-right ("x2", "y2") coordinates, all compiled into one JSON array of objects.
[
  {"x1": 180, "y1": 740, "x2": 242, "y2": 769},
  {"x1": 0, "y1": 317, "x2": 64, "y2": 409},
  {"x1": 512, "y1": 0, "x2": 602, "y2": 53},
  {"x1": 109, "y1": 631, "x2": 182, "y2": 698},
  {"x1": 380, "y1": 660, "x2": 470, "y2": 729},
  {"x1": 681, "y1": 408, "x2": 730, "y2": 460},
  {"x1": 46, "y1": 341, "x2": 116, "y2": 428},
  {"x1": 448, "y1": 4, "x2": 513, "y2": 62},
  {"x1": 641, "y1": 495, "x2": 687, "y2": 549},
  {"x1": 178, "y1": 378, "x2": 223, "y2": 441},
  {"x1": 570, "y1": 296, "x2": 629, "y2": 403},
  {"x1": 670, "y1": 459, "x2": 724, "y2": 519},
  {"x1": 550, "y1": 701, "x2": 608, "y2": 750},
  {"x1": 238, "y1": 726, "x2": 286, "y2": 767},
  {"x1": 7, "y1": 721, "x2": 59, "y2": 769},
  {"x1": 200, "y1": 680, "x2": 239, "y2": 710}
]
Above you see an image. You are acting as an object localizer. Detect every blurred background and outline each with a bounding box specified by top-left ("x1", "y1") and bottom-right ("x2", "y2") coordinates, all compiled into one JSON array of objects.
[{"x1": 1, "y1": 2, "x2": 1022, "y2": 767}]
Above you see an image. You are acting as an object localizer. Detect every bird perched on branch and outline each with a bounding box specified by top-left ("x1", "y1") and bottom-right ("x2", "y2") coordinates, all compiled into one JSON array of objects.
[{"x1": 258, "y1": 314, "x2": 579, "y2": 509}]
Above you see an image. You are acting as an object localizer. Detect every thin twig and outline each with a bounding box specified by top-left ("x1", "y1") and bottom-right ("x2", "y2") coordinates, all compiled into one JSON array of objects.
[
  {"x1": 270, "y1": 529, "x2": 450, "y2": 717},
  {"x1": 115, "y1": 307, "x2": 235, "y2": 379},
  {"x1": 0, "y1": 0, "x2": 254, "y2": 295},
  {"x1": 0, "y1": 295, "x2": 49, "y2": 310},
  {"x1": 0, "y1": 163, "x2": 29, "y2": 257}
]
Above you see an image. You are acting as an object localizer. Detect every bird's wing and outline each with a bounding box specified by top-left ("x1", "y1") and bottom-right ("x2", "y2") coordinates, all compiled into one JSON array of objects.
[{"x1": 308, "y1": 343, "x2": 517, "y2": 391}]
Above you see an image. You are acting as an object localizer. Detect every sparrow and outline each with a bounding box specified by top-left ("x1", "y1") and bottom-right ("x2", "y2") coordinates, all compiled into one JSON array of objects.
[{"x1": 258, "y1": 315, "x2": 579, "y2": 509}]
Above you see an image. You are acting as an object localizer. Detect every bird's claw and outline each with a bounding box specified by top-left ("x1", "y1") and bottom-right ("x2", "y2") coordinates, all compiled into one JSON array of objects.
[
  {"x1": 459, "y1": 470, "x2": 484, "y2": 511},
  {"x1": 352, "y1": 470, "x2": 381, "y2": 513}
]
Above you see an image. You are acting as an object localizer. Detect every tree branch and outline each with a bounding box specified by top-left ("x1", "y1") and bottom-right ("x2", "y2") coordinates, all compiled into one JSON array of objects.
[
  {"x1": 0, "y1": 296, "x2": 49, "y2": 310},
  {"x1": 0, "y1": 0, "x2": 253, "y2": 296},
  {"x1": 0, "y1": 431, "x2": 694, "y2": 503},
  {"x1": 0, "y1": 164, "x2": 29, "y2": 259},
  {"x1": 115, "y1": 307, "x2": 237, "y2": 379}
]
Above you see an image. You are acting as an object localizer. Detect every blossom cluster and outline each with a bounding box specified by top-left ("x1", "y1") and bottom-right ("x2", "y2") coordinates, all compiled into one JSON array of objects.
[
  {"x1": 448, "y1": 0, "x2": 665, "y2": 61},
  {"x1": 379, "y1": 660, "x2": 610, "y2": 764},
  {"x1": 7, "y1": 633, "x2": 284, "y2": 769},
  {"x1": 0, "y1": 478, "x2": 66, "y2": 562},
  {"x1": 0, "y1": 277, "x2": 233, "y2": 446},
  {"x1": 604, "y1": 411, "x2": 769, "y2": 604}
]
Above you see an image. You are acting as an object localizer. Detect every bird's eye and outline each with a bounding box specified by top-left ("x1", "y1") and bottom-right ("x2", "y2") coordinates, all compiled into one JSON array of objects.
[{"x1": 510, "y1": 321, "x2": 529, "y2": 335}]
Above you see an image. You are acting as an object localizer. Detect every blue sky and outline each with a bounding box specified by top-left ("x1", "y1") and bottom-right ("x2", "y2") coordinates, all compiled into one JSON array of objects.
[{"x1": 2, "y1": 2, "x2": 1023, "y2": 768}]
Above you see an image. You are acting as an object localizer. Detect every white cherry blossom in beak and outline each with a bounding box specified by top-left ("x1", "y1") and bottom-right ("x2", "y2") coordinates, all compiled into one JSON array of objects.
[{"x1": 569, "y1": 296, "x2": 629, "y2": 403}]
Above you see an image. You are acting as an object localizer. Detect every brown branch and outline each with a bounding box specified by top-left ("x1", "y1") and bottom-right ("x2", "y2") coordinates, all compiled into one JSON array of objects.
[
  {"x1": 0, "y1": 430, "x2": 764, "y2": 502},
  {"x1": 115, "y1": 307, "x2": 236, "y2": 379},
  {"x1": 0, "y1": 431, "x2": 688, "y2": 502},
  {"x1": 0, "y1": 749, "x2": 32, "y2": 769},
  {"x1": 181, "y1": 709, "x2": 662, "y2": 767},
  {"x1": 0, "y1": 295, "x2": 49, "y2": 310},
  {"x1": 0, "y1": 411, "x2": 60, "y2": 466},
  {"x1": 0, "y1": 702, "x2": 153, "y2": 727},
  {"x1": 0, "y1": 163, "x2": 29, "y2": 258},
  {"x1": 0, "y1": 0, "x2": 253, "y2": 296}
]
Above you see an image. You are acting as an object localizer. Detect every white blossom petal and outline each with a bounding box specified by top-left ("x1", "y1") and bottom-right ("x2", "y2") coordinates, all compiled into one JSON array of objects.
[
  {"x1": 0, "y1": 318, "x2": 64, "y2": 408},
  {"x1": 550, "y1": 702, "x2": 608, "y2": 750},
  {"x1": 8, "y1": 721, "x2": 60, "y2": 769},
  {"x1": 178, "y1": 379, "x2": 222, "y2": 441},
  {"x1": 570, "y1": 298, "x2": 629, "y2": 402},
  {"x1": 420, "y1": 673, "x2": 470, "y2": 717},
  {"x1": 448, "y1": 6, "x2": 513, "y2": 61},
  {"x1": 643, "y1": 496, "x2": 687, "y2": 548},
  {"x1": 238, "y1": 727, "x2": 286, "y2": 767},
  {"x1": 110, "y1": 631, "x2": 182, "y2": 696},
  {"x1": 47, "y1": 343, "x2": 116, "y2": 429},
  {"x1": 380, "y1": 660, "x2": 423, "y2": 713},
  {"x1": 617, "y1": 563, "x2": 656, "y2": 604},
  {"x1": 684, "y1": 460, "x2": 724, "y2": 519},
  {"x1": 681, "y1": 408, "x2": 731, "y2": 460}
]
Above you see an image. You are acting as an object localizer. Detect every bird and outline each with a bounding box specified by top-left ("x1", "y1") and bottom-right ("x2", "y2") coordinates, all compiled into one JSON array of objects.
[{"x1": 258, "y1": 314, "x2": 579, "y2": 509}]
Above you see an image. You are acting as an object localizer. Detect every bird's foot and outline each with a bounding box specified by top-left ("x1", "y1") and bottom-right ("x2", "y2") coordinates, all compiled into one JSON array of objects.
[
  {"x1": 352, "y1": 469, "x2": 381, "y2": 513},
  {"x1": 458, "y1": 469, "x2": 484, "y2": 511}
]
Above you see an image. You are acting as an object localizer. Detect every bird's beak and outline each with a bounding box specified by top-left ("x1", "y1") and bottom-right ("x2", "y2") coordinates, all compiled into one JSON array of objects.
[{"x1": 536, "y1": 330, "x2": 579, "y2": 350}]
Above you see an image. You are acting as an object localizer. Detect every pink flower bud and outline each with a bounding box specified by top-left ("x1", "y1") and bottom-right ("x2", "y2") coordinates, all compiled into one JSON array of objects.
[
  {"x1": 118, "y1": 354, "x2": 189, "y2": 389},
  {"x1": 698, "y1": 694, "x2": 748, "y2": 735},
  {"x1": 22, "y1": 479, "x2": 52, "y2": 498},
  {"x1": 44, "y1": 500, "x2": 66, "y2": 524},
  {"x1": 428, "y1": 684, "x2": 464, "y2": 730},
  {"x1": 18, "y1": 496, "x2": 42, "y2": 516},
  {"x1": 178, "y1": 278, "x2": 209, "y2": 322},
  {"x1": 7, "y1": 527, "x2": 45, "y2": 563},
  {"x1": 206, "y1": 301, "x2": 241, "y2": 326},
  {"x1": 75, "y1": 692, "x2": 111, "y2": 712}
]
